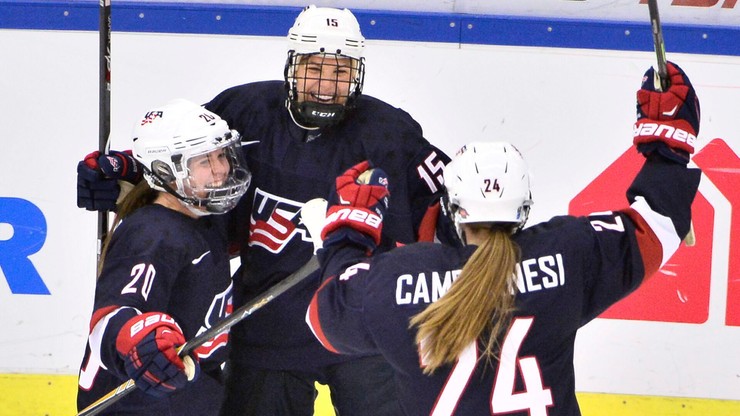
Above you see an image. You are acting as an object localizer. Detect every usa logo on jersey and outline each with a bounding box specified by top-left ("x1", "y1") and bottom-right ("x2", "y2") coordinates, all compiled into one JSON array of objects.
[
  {"x1": 194, "y1": 282, "x2": 233, "y2": 360},
  {"x1": 249, "y1": 188, "x2": 315, "y2": 253}
]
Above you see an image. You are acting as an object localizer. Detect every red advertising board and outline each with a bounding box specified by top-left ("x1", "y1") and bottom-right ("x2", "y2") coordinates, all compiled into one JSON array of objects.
[{"x1": 569, "y1": 139, "x2": 738, "y2": 325}]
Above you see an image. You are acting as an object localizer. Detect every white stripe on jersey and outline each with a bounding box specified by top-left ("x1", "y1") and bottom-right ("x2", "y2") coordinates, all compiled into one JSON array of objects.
[
  {"x1": 78, "y1": 306, "x2": 140, "y2": 390},
  {"x1": 630, "y1": 196, "x2": 681, "y2": 267}
]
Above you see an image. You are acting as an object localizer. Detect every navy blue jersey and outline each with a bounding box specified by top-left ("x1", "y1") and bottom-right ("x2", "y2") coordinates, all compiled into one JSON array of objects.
[
  {"x1": 77, "y1": 205, "x2": 233, "y2": 415},
  {"x1": 205, "y1": 81, "x2": 449, "y2": 370},
  {"x1": 308, "y1": 158, "x2": 700, "y2": 415}
]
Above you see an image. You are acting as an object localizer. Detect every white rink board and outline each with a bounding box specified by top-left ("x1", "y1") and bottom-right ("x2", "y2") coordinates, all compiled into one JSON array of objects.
[{"x1": 0, "y1": 28, "x2": 739, "y2": 402}]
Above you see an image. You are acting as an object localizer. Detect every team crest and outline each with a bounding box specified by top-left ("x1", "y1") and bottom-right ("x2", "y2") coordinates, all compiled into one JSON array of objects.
[
  {"x1": 249, "y1": 188, "x2": 315, "y2": 253},
  {"x1": 104, "y1": 155, "x2": 122, "y2": 173},
  {"x1": 194, "y1": 283, "x2": 232, "y2": 359},
  {"x1": 140, "y1": 110, "x2": 163, "y2": 125}
]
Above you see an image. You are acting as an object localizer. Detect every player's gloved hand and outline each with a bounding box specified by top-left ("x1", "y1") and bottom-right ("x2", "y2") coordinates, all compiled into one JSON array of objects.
[
  {"x1": 116, "y1": 312, "x2": 199, "y2": 397},
  {"x1": 77, "y1": 150, "x2": 142, "y2": 211},
  {"x1": 322, "y1": 161, "x2": 390, "y2": 250},
  {"x1": 633, "y1": 61, "x2": 700, "y2": 164}
]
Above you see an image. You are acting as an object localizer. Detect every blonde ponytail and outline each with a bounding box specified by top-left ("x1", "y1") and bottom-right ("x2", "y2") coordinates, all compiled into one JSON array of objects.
[
  {"x1": 97, "y1": 181, "x2": 158, "y2": 277},
  {"x1": 410, "y1": 227, "x2": 519, "y2": 374}
]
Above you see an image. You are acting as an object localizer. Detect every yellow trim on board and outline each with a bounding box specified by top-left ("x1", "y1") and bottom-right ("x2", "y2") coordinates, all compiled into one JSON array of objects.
[
  {"x1": 2, "y1": 373, "x2": 738, "y2": 416},
  {"x1": 577, "y1": 392, "x2": 740, "y2": 416},
  {"x1": 2, "y1": 374, "x2": 77, "y2": 415}
]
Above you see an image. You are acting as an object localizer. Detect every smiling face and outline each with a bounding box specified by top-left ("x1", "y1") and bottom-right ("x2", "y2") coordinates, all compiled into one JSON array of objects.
[
  {"x1": 293, "y1": 54, "x2": 355, "y2": 106},
  {"x1": 186, "y1": 148, "x2": 230, "y2": 198}
]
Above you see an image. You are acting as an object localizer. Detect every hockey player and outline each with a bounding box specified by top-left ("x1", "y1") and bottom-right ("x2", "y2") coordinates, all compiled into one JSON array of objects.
[
  {"x1": 77, "y1": 99, "x2": 251, "y2": 415},
  {"x1": 76, "y1": 5, "x2": 449, "y2": 415},
  {"x1": 307, "y1": 62, "x2": 701, "y2": 415}
]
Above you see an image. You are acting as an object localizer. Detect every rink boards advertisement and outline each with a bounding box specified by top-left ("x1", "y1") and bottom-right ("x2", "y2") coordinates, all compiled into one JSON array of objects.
[{"x1": 0, "y1": 0, "x2": 739, "y2": 414}]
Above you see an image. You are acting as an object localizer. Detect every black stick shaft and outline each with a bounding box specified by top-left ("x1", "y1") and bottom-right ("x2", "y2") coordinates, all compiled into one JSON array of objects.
[
  {"x1": 76, "y1": 257, "x2": 319, "y2": 416},
  {"x1": 647, "y1": 0, "x2": 668, "y2": 91},
  {"x1": 98, "y1": 0, "x2": 111, "y2": 261},
  {"x1": 179, "y1": 256, "x2": 319, "y2": 356}
]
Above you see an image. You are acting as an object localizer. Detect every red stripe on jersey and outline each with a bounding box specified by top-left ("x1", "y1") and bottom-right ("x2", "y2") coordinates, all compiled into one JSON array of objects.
[
  {"x1": 88, "y1": 305, "x2": 122, "y2": 333},
  {"x1": 417, "y1": 201, "x2": 441, "y2": 242},
  {"x1": 195, "y1": 331, "x2": 229, "y2": 359},
  {"x1": 623, "y1": 208, "x2": 663, "y2": 280},
  {"x1": 307, "y1": 276, "x2": 340, "y2": 354}
]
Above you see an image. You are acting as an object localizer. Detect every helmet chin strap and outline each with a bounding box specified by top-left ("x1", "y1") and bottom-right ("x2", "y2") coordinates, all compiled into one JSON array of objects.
[
  {"x1": 451, "y1": 208, "x2": 469, "y2": 246},
  {"x1": 458, "y1": 226, "x2": 469, "y2": 246},
  {"x1": 286, "y1": 101, "x2": 320, "y2": 131},
  {"x1": 166, "y1": 187, "x2": 212, "y2": 218},
  {"x1": 181, "y1": 201, "x2": 211, "y2": 217},
  {"x1": 146, "y1": 168, "x2": 212, "y2": 217}
]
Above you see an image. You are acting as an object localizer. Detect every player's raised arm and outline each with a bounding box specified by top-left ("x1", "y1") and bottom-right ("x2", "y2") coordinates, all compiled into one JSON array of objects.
[
  {"x1": 627, "y1": 61, "x2": 701, "y2": 271},
  {"x1": 306, "y1": 161, "x2": 390, "y2": 355},
  {"x1": 578, "y1": 62, "x2": 702, "y2": 323}
]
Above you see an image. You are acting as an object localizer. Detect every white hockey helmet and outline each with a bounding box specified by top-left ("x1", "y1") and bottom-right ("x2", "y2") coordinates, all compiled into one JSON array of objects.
[
  {"x1": 288, "y1": 5, "x2": 364, "y2": 59},
  {"x1": 131, "y1": 99, "x2": 251, "y2": 216},
  {"x1": 284, "y1": 5, "x2": 366, "y2": 128},
  {"x1": 443, "y1": 141, "x2": 533, "y2": 238}
]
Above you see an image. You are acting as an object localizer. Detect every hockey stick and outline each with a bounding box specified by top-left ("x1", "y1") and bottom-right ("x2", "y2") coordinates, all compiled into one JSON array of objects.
[
  {"x1": 97, "y1": 0, "x2": 112, "y2": 262},
  {"x1": 76, "y1": 199, "x2": 328, "y2": 416},
  {"x1": 646, "y1": 0, "x2": 696, "y2": 247},
  {"x1": 647, "y1": 0, "x2": 668, "y2": 91}
]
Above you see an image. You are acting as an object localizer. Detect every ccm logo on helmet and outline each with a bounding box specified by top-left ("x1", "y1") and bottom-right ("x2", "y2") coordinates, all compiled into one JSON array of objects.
[
  {"x1": 326, "y1": 207, "x2": 382, "y2": 229},
  {"x1": 311, "y1": 110, "x2": 336, "y2": 118},
  {"x1": 633, "y1": 122, "x2": 697, "y2": 147}
]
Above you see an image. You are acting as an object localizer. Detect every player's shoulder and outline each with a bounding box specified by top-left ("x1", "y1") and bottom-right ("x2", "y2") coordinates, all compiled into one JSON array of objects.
[
  {"x1": 514, "y1": 215, "x2": 596, "y2": 254},
  {"x1": 206, "y1": 80, "x2": 284, "y2": 113},
  {"x1": 120, "y1": 203, "x2": 194, "y2": 225},
  {"x1": 372, "y1": 242, "x2": 463, "y2": 271},
  {"x1": 355, "y1": 94, "x2": 420, "y2": 128},
  {"x1": 344, "y1": 94, "x2": 446, "y2": 160},
  {"x1": 354, "y1": 94, "x2": 404, "y2": 111},
  {"x1": 110, "y1": 205, "x2": 207, "y2": 255},
  {"x1": 215, "y1": 80, "x2": 283, "y2": 98},
  {"x1": 517, "y1": 215, "x2": 583, "y2": 237}
]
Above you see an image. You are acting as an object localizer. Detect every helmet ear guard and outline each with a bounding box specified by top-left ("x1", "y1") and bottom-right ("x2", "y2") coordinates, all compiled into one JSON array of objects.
[
  {"x1": 442, "y1": 141, "x2": 534, "y2": 242},
  {"x1": 149, "y1": 159, "x2": 176, "y2": 185}
]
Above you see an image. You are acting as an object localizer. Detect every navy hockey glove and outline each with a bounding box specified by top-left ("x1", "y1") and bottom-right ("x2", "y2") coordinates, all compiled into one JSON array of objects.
[
  {"x1": 633, "y1": 62, "x2": 700, "y2": 164},
  {"x1": 116, "y1": 312, "x2": 199, "y2": 397},
  {"x1": 77, "y1": 150, "x2": 142, "y2": 211},
  {"x1": 93, "y1": 150, "x2": 142, "y2": 182},
  {"x1": 322, "y1": 161, "x2": 390, "y2": 249}
]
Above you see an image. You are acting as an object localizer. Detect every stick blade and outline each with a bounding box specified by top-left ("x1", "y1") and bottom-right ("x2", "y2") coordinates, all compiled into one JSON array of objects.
[{"x1": 684, "y1": 222, "x2": 696, "y2": 247}]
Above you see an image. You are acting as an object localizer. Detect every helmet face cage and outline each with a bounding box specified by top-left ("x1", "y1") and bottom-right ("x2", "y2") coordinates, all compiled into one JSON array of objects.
[
  {"x1": 177, "y1": 138, "x2": 251, "y2": 215},
  {"x1": 443, "y1": 142, "x2": 533, "y2": 241},
  {"x1": 283, "y1": 5, "x2": 366, "y2": 129},
  {"x1": 285, "y1": 51, "x2": 365, "y2": 128},
  {"x1": 132, "y1": 99, "x2": 251, "y2": 216}
]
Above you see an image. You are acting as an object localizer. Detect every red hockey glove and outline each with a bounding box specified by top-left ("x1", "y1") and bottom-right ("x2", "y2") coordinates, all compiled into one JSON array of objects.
[
  {"x1": 633, "y1": 61, "x2": 701, "y2": 164},
  {"x1": 322, "y1": 161, "x2": 390, "y2": 248},
  {"x1": 77, "y1": 150, "x2": 143, "y2": 211},
  {"x1": 334, "y1": 161, "x2": 389, "y2": 217},
  {"x1": 116, "y1": 312, "x2": 199, "y2": 397}
]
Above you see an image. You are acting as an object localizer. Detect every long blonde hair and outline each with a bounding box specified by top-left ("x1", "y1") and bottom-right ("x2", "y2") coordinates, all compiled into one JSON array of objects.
[
  {"x1": 409, "y1": 225, "x2": 519, "y2": 374},
  {"x1": 97, "y1": 181, "x2": 158, "y2": 277}
]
